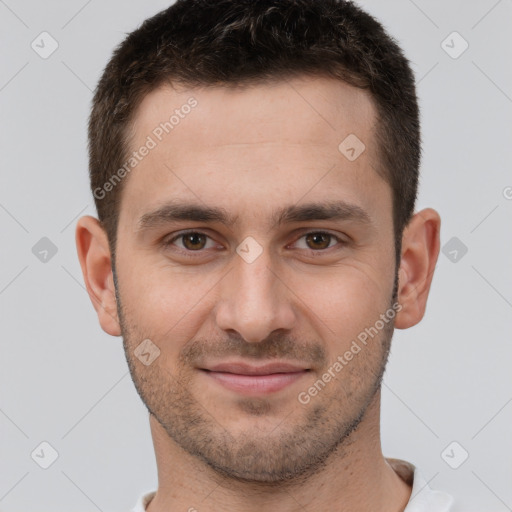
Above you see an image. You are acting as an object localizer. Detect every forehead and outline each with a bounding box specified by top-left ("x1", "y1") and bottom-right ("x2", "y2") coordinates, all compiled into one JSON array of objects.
[
  {"x1": 131, "y1": 75, "x2": 376, "y2": 152},
  {"x1": 119, "y1": 75, "x2": 389, "y2": 232}
]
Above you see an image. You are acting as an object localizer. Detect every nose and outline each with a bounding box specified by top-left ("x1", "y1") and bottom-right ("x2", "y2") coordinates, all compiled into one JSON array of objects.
[{"x1": 214, "y1": 244, "x2": 297, "y2": 344}]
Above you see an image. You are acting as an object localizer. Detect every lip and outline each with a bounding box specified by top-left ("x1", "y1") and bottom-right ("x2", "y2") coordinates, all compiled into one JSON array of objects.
[
  {"x1": 200, "y1": 361, "x2": 310, "y2": 395},
  {"x1": 205, "y1": 362, "x2": 309, "y2": 375}
]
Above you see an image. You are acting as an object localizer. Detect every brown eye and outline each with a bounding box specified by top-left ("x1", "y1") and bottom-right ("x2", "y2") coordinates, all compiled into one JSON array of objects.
[
  {"x1": 164, "y1": 231, "x2": 216, "y2": 254},
  {"x1": 290, "y1": 231, "x2": 346, "y2": 253},
  {"x1": 305, "y1": 232, "x2": 332, "y2": 250},
  {"x1": 181, "y1": 232, "x2": 207, "y2": 250}
]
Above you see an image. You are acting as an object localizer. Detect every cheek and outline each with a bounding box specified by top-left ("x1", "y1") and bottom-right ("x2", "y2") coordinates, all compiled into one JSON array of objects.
[
  {"x1": 118, "y1": 264, "x2": 216, "y2": 351},
  {"x1": 291, "y1": 264, "x2": 392, "y2": 342}
]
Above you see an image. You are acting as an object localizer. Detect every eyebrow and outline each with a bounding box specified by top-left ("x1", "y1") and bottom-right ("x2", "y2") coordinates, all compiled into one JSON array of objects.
[{"x1": 137, "y1": 199, "x2": 373, "y2": 232}]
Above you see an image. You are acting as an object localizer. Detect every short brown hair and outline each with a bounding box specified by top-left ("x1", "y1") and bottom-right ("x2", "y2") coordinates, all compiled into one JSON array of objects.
[{"x1": 88, "y1": 0, "x2": 420, "y2": 264}]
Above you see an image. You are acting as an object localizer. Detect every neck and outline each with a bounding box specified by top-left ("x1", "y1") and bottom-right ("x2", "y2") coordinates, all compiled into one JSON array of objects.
[{"x1": 146, "y1": 390, "x2": 412, "y2": 512}]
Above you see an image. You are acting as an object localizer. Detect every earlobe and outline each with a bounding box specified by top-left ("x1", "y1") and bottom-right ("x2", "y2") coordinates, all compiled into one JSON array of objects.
[
  {"x1": 394, "y1": 208, "x2": 441, "y2": 330},
  {"x1": 75, "y1": 216, "x2": 121, "y2": 336}
]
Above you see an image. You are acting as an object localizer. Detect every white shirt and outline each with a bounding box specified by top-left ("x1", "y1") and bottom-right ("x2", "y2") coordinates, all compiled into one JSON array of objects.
[{"x1": 131, "y1": 458, "x2": 454, "y2": 511}]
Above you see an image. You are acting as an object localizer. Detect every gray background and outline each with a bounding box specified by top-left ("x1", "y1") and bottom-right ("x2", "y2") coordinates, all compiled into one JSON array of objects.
[{"x1": 0, "y1": 0, "x2": 511, "y2": 511}]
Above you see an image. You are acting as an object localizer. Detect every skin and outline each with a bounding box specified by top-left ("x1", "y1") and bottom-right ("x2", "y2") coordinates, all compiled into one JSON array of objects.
[{"x1": 76, "y1": 75, "x2": 440, "y2": 512}]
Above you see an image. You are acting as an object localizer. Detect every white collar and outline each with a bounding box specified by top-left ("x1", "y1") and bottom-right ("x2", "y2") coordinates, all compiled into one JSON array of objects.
[{"x1": 132, "y1": 458, "x2": 454, "y2": 511}]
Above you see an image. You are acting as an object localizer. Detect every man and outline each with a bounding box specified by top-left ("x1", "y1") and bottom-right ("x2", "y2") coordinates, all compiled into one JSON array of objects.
[{"x1": 75, "y1": 0, "x2": 454, "y2": 510}]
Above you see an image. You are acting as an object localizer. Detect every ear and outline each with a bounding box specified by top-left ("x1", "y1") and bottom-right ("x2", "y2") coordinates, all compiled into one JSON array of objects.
[
  {"x1": 75, "y1": 215, "x2": 121, "y2": 336},
  {"x1": 394, "y1": 208, "x2": 441, "y2": 329}
]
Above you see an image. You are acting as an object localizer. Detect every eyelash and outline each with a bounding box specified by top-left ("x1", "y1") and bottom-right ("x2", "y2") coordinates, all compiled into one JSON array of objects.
[{"x1": 163, "y1": 230, "x2": 347, "y2": 258}]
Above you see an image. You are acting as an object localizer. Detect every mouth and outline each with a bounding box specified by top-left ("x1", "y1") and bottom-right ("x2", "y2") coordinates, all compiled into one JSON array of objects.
[{"x1": 199, "y1": 361, "x2": 311, "y2": 395}]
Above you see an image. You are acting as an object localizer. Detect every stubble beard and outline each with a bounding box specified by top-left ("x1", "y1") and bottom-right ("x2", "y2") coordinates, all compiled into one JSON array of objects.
[{"x1": 114, "y1": 268, "x2": 397, "y2": 485}]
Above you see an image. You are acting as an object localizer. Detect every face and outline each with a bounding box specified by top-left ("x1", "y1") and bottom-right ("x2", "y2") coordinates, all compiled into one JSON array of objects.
[{"x1": 113, "y1": 76, "x2": 398, "y2": 482}]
